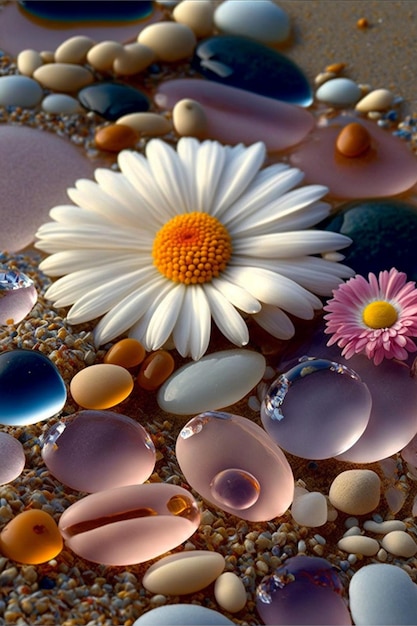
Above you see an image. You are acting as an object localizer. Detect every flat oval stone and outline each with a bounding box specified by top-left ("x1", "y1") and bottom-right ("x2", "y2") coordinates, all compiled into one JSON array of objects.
[
  {"x1": 316, "y1": 77, "x2": 362, "y2": 107},
  {"x1": 58, "y1": 483, "x2": 200, "y2": 566},
  {"x1": 95, "y1": 123, "x2": 139, "y2": 152},
  {"x1": 41, "y1": 93, "x2": 82, "y2": 114},
  {"x1": 33, "y1": 63, "x2": 94, "y2": 92},
  {"x1": 137, "y1": 350, "x2": 175, "y2": 391},
  {"x1": 132, "y1": 605, "x2": 235, "y2": 625},
  {"x1": 214, "y1": 572, "x2": 247, "y2": 613},
  {"x1": 137, "y1": 22, "x2": 197, "y2": 62},
  {"x1": 41, "y1": 410, "x2": 156, "y2": 493},
  {"x1": 116, "y1": 112, "x2": 172, "y2": 136},
  {"x1": 381, "y1": 531, "x2": 417, "y2": 557},
  {"x1": 16, "y1": 49, "x2": 43, "y2": 76},
  {"x1": 191, "y1": 35, "x2": 312, "y2": 106},
  {"x1": 54, "y1": 35, "x2": 96, "y2": 64},
  {"x1": 0, "y1": 433, "x2": 25, "y2": 485},
  {"x1": 0, "y1": 75, "x2": 43, "y2": 107},
  {"x1": 104, "y1": 338, "x2": 146, "y2": 368},
  {"x1": 0, "y1": 268, "x2": 37, "y2": 325},
  {"x1": 157, "y1": 349, "x2": 265, "y2": 415},
  {"x1": 156, "y1": 79, "x2": 315, "y2": 151},
  {"x1": 337, "y1": 535, "x2": 380, "y2": 557},
  {"x1": 0, "y1": 509, "x2": 63, "y2": 564},
  {"x1": 78, "y1": 81, "x2": 150, "y2": 121},
  {"x1": 143, "y1": 550, "x2": 225, "y2": 595},
  {"x1": 0, "y1": 349, "x2": 66, "y2": 426},
  {"x1": 70, "y1": 363, "x2": 134, "y2": 409},
  {"x1": 176, "y1": 411, "x2": 294, "y2": 521},
  {"x1": 214, "y1": 0, "x2": 290, "y2": 45}
]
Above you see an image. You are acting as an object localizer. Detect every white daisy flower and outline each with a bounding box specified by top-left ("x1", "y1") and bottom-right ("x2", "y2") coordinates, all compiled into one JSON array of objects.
[{"x1": 36, "y1": 138, "x2": 353, "y2": 360}]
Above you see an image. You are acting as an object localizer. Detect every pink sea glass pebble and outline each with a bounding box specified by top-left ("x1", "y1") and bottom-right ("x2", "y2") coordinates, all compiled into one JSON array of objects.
[
  {"x1": 41, "y1": 410, "x2": 156, "y2": 493},
  {"x1": 58, "y1": 483, "x2": 200, "y2": 566},
  {"x1": 155, "y1": 79, "x2": 315, "y2": 152},
  {"x1": 0, "y1": 432, "x2": 25, "y2": 485},
  {"x1": 176, "y1": 411, "x2": 294, "y2": 521},
  {"x1": 0, "y1": 269, "x2": 37, "y2": 325}
]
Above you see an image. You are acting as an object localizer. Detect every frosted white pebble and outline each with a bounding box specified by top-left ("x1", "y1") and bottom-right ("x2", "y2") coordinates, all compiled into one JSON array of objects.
[
  {"x1": 172, "y1": 98, "x2": 208, "y2": 138},
  {"x1": 329, "y1": 469, "x2": 381, "y2": 515},
  {"x1": 381, "y1": 530, "x2": 417, "y2": 557},
  {"x1": 297, "y1": 540, "x2": 306, "y2": 553},
  {"x1": 337, "y1": 535, "x2": 380, "y2": 556},
  {"x1": 290, "y1": 492, "x2": 327, "y2": 527},
  {"x1": 214, "y1": 572, "x2": 247, "y2": 613},
  {"x1": 355, "y1": 88, "x2": 395, "y2": 113},
  {"x1": 138, "y1": 22, "x2": 197, "y2": 62},
  {"x1": 342, "y1": 526, "x2": 362, "y2": 538},
  {"x1": 87, "y1": 41, "x2": 124, "y2": 72},
  {"x1": 55, "y1": 35, "x2": 95, "y2": 64},
  {"x1": 347, "y1": 553, "x2": 357, "y2": 565},
  {"x1": 293, "y1": 485, "x2": 309, "y2": 500},
  {"x1": 316, "y1": 77, "x2": 362, "y2": 107},
  {"x1": 41, "y1": 94, "x2": 82, "y2": 115},
  {"x1": 133, "y1": 604, "x2": 235, "y2": 625},
  {"x1": 173, "y1": 0, "x2": 215, "y2": 38},
  {"x1": 0, "y1": 75, "x2": 43, "y2": 107},
  {"x1": 363, "y1": 519, "x2": 406, "y2": 534},
  {"x1": 16, "y1": 49, "x2": 43, "y2": 77},
  {"x1": 377, "y1": 548, "x2": 388, "y2": 561},
  {"x1": 33, "y1": 63, "x2": 94, "y2": 92},
  {"x1": 113, "y1": 43, "x2": 155, "y2": 75},
  {"x1": 214, "y1": 0, "x2": 290, "y2": 45},
  {"x1": 116, "y1": 112, "x2": 171, "y2": 136}
]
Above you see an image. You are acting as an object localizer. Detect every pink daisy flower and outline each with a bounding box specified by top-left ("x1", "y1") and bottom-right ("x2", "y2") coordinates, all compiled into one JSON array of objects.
[{"x1": 323, "y1": 268, "x2": 417, "y2": 365}]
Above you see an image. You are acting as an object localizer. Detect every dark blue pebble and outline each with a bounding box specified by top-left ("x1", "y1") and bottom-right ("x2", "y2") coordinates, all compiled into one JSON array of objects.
[
  {"x1": 78, "y1": 82, "x2": 150, "y2": 121},
  {"x1": 39, "y1": 576, "x2": 56, "y2": 589},
  {"x1": 191, "y1": 35, "x2": 312, "y2": 106},
  {"x1": 18, "y1": 1, "x2": 152, "y2": 22}
]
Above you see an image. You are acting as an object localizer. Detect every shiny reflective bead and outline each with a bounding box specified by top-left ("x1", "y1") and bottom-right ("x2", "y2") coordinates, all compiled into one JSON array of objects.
[
  {"x1": 137, "y1": 350, "x2": 175, "y2": 391},
  {"x1": 0, "y1": 509, "x2": 63, "y2": 564},
  {"x1": 94, "y1": 123, "x2": 139, "y2": 152},
  {"x1": 0, "y1": 268, "x2": 37, "y2": 325},
  {"x1": 176, "y1": 411, "x2": 294, "y2": 521},
  {"x1": 41, "y1": 410, "x2": 156, "y2": 493},
  {"x1": 103, "y1": 338, "x2": 146, "y2": 368},
  {"x1": 0, "y1": 432, "x2": 25, "y2": 485},
  {"x1": 70, "y1": 363, "x2": 133, "y2": 409}
]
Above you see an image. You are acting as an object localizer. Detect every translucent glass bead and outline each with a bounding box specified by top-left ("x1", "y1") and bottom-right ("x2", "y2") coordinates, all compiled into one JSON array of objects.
[{"x1": 0, "y1": 268, "x2": 37, "y2": 325}]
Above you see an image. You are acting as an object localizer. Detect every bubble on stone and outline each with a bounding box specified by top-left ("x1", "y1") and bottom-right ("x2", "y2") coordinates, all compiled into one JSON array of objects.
[{"x1": 210, "y1": 468, "x2": 261, "y2": 510}]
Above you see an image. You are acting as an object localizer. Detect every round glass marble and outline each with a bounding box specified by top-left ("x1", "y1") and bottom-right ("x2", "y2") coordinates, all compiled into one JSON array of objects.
[
  {"x1": 261, "y1": 357, "x2": 372, "y2": 460},
  {"x1": 0, "y1": 432, "x2": 25, "y2": 484}
]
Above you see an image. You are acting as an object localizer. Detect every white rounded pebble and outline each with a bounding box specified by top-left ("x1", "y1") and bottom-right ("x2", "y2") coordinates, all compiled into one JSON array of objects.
[
  {"x1": 0, "y1": 75, "x2": 43, "y2": 108},
  {"x1": 342, "y1": 526, "x2": 362, "y2": 537},
  {"x1": 143, "y1": 551, "x2": 225, "y2": 595},
  {"x1": 355, "y1": 88, "x2": 395, "y2": 113},
  {"x1": 328, "y1": 469, "x2": 381, "y2": 515},
  {"x1": 172, "y1": 98, "x2": 208, "y2": 138},
  {"x1": 86, "y1": 40, "x2": 124, "y2": 72},
  {"x1": 54, "y1": 35, "x2": 96, "y2": 64},
  {"x1": 337, "y1": 535, "x2": 380, "y2": 556},
  {"x1": 316, "y1": 77, "x2": 362, "y2": 107},
  {"x1": 157, "y1": 349, "x2": 266, "y2": 415},
  {"x1": 349, "y1": 563, "x2": 417, "y2": 625},
  {"x1": 214, "y1": 0, "x2": 290, "y2": 45},
  {"x1": 173, "y1": 0, "x2": 215, "y2": 38},
  {"x1": 41, "y1": 94, "x2": 82, "y2": 115},
  {"x1": 133, "y1": 604, "x2": 235, "y2": 625},
  {"x1": 116, "y1": 112, "x2": 172, "y2": 136},
  {"x1": 381, "y1": 530, "x2": 417, "y2": 557},
  {"x1": 33, "y1": 63, "x2": 94, "y2": 92},
  {"x1": 377, "y1": 548, "x2": 388, "y2": 561},
  {"x1": 16, "y1": 49, "x2": 43, "y2": 77},
  {"x1": 113, "y1": 43, "x2": 155, "y2": 76},
  {"x1": 214, "y1": 572, "x2": 247, "y2": 613},
  {"x1": 137, "y1": 22, "x2": 197, "y2": 62},
  {"x1": 363, "y1": 519, "x2": 406, "y2": 534},
  {"x1": 290, "y1": 492, "x2": 328, "y2": 527}
]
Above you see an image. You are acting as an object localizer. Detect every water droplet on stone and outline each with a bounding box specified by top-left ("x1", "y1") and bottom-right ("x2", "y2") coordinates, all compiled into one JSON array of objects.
[{"x1": 210, "y1": 468, "x2": 261, "y2": 510}]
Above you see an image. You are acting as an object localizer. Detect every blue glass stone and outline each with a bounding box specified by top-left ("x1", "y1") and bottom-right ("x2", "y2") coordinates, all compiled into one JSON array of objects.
[
  {"x1": 18, "y1": 1, "x2": 153, "y2": 23},
  {"x1": 191, "y1": 35, "x2": 312, "y2": 106},
  {"x1": 0, "y1": 349, "x2": 66, "y2": 426},
  {"x1": 78, "y1": 82, "x2": 150, "y2": 121},
  {"x1": 323, "y1": 199, "x2": 417, "y2": 282}
]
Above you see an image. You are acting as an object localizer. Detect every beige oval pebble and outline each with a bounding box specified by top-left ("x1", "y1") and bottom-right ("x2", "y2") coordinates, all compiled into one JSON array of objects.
[
  {"x1": 329, "y1": 469, "x2": 381, "y2": 515},
  {"x1": 381, "y1": 531, "x2": 417, "y2": 557},
  {"x1": 337, "y1": 535, "x2": 380, "y2": 556},
  {"x1": 116, "y1": 112, "x2": 172, "y2": 136},
  {"x1": 87, "y1": 40, "x2": 124, "y2": 72},
  {"x1": 363, "y1": 519, "x2": 406, "y2": 534},
  {"x1": 113, "y1": 43, "x2": 155, "y2": 76},
  {"x1": 33, "y1": 63, "x2": 94, "y2": 92},
  {"x1": 172, "y1": 98, "x2": 208, "y2": 138},
  {"x1": 16, "y1": 49, "x2": 43, "y2": 77},
  {"x1": 314, "y1": 71, "x2": 337, "y2": 87},
  {"x1": 138, "y1": 22, "x2": 197, "y2": 62},
  {"x1": 55, "y1": 35, "x2": 96, "y2": 64},
  {"x1": 214, "y1": 572, "x2": 247, "y2": 613},
  {"x1": 40, "y1": 51, "x2": 55, "y2": 64},
  {"x1": 173, "y1": 0, "x2": 215, "y2": 38},
  {"x1": 290, "y1": 492, "x2": 328, "y2": 527},
  {"x1": 142, "y1": 550, "x2": 225, "y2": 595},
  {"x1": 70, "y1": 363, "x2": 134, "y2": 410},
  {"x1": 355, "y1": 88, "x2": 395, "y2": 113}
]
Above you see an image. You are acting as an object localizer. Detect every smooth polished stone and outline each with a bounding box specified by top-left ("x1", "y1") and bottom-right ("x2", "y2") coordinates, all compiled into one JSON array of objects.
[
  {"x1": 86, "y1": 40, "x2": 125, "y2": 72},
  {"x1": 33, "y1": 63, "x2": 94, "y2": 93},
  {"x1": 132, "y1": 605, "x2": 235, "y2": 625},
  {"x1": 58, "y1": 483, "x2": 200, "y2": 566},
  {"x1": 0, "y1": 269, "x2": 37, "y2": 325},
  {"x1": 137, "y1": 22, "x2": 197, "y2": 62},
  {"x1": 172, "y1": 98, "x2": 208, "y2": 139},
  {"x1": 355, "y1": 88, "x2": 395, "y2": 113},
  {"x1": 78, "y1": 81, "x2": 150, "y2": 121},
  {"x1": 261, "y1": 358, "x2": 371, "y2": 460},
  {"x1": 337, "y1": 536, "x2": 380, "y2": 557},
  {"x1": 143, "y1": 550, "x2": 225, "y2": 595},
  {"x1": 158, "y1": 349, "x2": 265, "y2": 415},
  {"x1": 0, "y1": 509, "x2": 63, "y2": 564},
  {"x1": 176, "y1": 411, "x2": 294, "y2": 521},
  {"x1": 256, "y1": 556, "x2": 351, "y2": 625},
  {"x1": 0, "y1": 349, "x2": 66, "y2": 426},
  {"x1": 0, "y1": 75, "x2": 43, "y2": 107},
  {"x1": 315, "y1": 77, "x2": 362, "y2": 107},
  {"x1": 41, "y1": 93, "x2": 82, "y2": 114},
  {"x1": 214, "y1": 0, "x2": 290, "y2": 44},
  {"x1": 103, "y1": 338, "x2": 146, "y2": 368},
  {"x1": 323, "y1": 199, "x2": 417, "y2": 282},
  {"x1": 290, "y1": 492, "x2": 328, "y2": 527},
  {"x1": 191, "y1": 35, "x2": 312, "y2": 106},
  {"x1": 113, "y1": 43, "x2": 155, "y2": 75},
  {"x1": 137, "y1": 350, "x2": 175, "y2": 391},
  {"x1": 0, "y1": 433, "x2": 25, "y2": 485},
  {"x1": 214, "y1": 572, "x2": 247, "y2": 613},
  {"x1": 95, "y1": 123, "x2": 139, "y2": 152},
  {"x1": 54, "y1": 35, "x2": 96, "y2": 64},
  {"x1": 329, "y1": 470, "x2": 381, "y2": 515},
  {"x1": 41, "y1": 410, "x2": 156, "y2": 493},
  {"x1": 173, "y1": 0, "x2": 215, "y2": 38},
  {"x1": 16, "y1": 49, "x2": 43, "y2": 76},
  {"x1": 381, "y1": 531, "x2": 417, "y2": 558},
  {"x1": 336, "y1": 122, "x2": 371, "y2": 157},
  {"x1": 70, "y1": 363, "x2": 134, "y2": 409},
  {"x1": 155, "y1": 79, "x2": 315, "y2": 151},
  {"x1": 116, "y1": 112, "x2": 172, "y2": 136}
]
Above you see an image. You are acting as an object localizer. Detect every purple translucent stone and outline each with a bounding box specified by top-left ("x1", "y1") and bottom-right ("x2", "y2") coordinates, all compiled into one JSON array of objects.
[{"x1": 210, "y1": 468, "x2": 260, "y2": 510}]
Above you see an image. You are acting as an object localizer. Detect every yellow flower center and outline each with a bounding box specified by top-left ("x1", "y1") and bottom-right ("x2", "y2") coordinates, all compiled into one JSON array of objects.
[
  {"x1": 152, "y1": 212, "x2": 232, "y2": 285},
  {"x1": 362, "y1": 300, "x2": 398, "y2": 329}
]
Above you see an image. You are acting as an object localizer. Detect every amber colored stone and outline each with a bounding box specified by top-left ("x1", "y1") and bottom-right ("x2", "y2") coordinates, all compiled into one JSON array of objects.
[
  {"x1": 103, "y1": 338, "x2": 146, "y2": 369},
  {"x1": 336, "y1": 122, "x2": 371, "y2": 157},
  {"x1": 94, "y1": 123, "x2": 139, "y2": 152},
  {"x1": 137, "y1": 350, "x2": 175, "y2": 391},
  {"x1": 0, "y1": 509, "x2": 63, "y2": 564},
  {"x1": 70, "y1": 363, "x2": 134, "y2": 410}
]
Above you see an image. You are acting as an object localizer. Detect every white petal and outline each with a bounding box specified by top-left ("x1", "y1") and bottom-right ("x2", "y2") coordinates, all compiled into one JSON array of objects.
[
  {"x1": 146, "y1": 139, "x2": 191, "y2": 214},
  {"x1": 172, "y1": 285, "x2": 211, "y2": 360},
  {"x1": 145, "y1": 283, "x2": 186, "y2": 349},
  {"x1": 49, "y1": 205, "x2": 115, "y2": 226},
  {"x1": 233, "y1": 231, "x2": 352, "y2": 258},
  {"x1": 67, "y1": 179, "x2": 138, "y2": 227},
  {"x1": 38, "y1": 250, "x2": 139, "y2": 276},
  {"x1": 35, "y1": 223, "x2": 151, "y2": 251},
  {"x1": 231, "y1": 201, "x2": 331, "y2": 236},
  {"x1": 203, "y1": 283, "x2": 249, "y2": 346},
  {"x1": 252, "y1": 303, "x2": 295, "y2": 339},
  {"x1": 211, "y1": 275, "x2": 261, "y2": 314},
  {"x1": 177, "y1": 137, "x2": 199, "y2": 212},
  {"x1": 195, "y1": 141, "x2": 226, "y2": 213}
]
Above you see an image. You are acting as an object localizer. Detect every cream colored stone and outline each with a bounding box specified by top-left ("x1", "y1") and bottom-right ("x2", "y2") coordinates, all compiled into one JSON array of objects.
[
  {"x1": 138, "y1": 22, "x2": 197, "y2": 62},
  {"x1": 113, "y1": 43, "x2": 155, "y2": 76},
  {"x1": 329, "y1": 469, "x2": 381, "y2": 515},
  {"x1": 87, "y1": 40, "x2": 124, "y2": 72},
  {"x1": 381, "y1": 531, "x2": 417, "y2": 557},
  {"x1": 173, "y1": 0, "x2": 215, "y2": 38},
  {"x1": 40, "y1": 51, "x2": 55, "y2": 64},
  {"x1": 33, "y1": 63, "x2": 94, "y2": 92},
  {"x1": 16, "y1": 49, "x2": 43, "y2": 77},
  {"x1": 290, "y1": 492, "x2": 328, "y2": 527},
  {"x1": 355, "y1": 88, "x2": 395, "y2": 113},
  {"x1": 337, "y1": 535, "x2": 380, "y2": 556},
  {"x1": 55, "y1": 35, "x2": 95, "y2": 64},
  {"x1": 116, "y1": 113, "x2": 172, "y2": 136},
  {"x1": 214, "y1": 572, "x2": 247, "y2": 613},
  {"x1": 172, "y1": 98, "x2": 208, "y2": 138},
  {"x1": 363, "y1": 519, "x2": 406, "y2": 534}
]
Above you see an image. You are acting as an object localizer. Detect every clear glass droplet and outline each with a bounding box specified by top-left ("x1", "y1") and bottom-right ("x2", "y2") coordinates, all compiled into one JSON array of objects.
[{"x1": 210, "y1": 468, "x2": 261, "y2": 510}]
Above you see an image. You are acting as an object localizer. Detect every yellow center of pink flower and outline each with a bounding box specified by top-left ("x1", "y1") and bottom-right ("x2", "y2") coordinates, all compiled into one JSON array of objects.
[
  {"x1": 362, "y1": 300, "x2": 398, "y2": 329},
  {"x1": 152, "y1": 212, "x2": 232, "y2": 285}
]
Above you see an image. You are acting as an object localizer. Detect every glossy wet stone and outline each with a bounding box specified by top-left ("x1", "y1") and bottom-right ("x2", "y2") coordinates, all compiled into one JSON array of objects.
[
  {"x1": 0, "y1": 349, "x2": 66, "y2": 426},
  {"x1": 58, "y1": 483, "x2": 200, "y2": 566},
  {"x1": 322, "y1": 199, "x2": 417, "y2": 282},
  {"x1": 261, "y1": 357, "x2": 372, "y2": 460},
  {"x1": 103, "y1": 338, "x2": 146, "y2": 368},
  {"x1": 41, "y1": 410, "x2": 156, "y2": 493},
  {"x1": 78, "y1": 81, "x2": 150, "y2": 121},
  {"x1": 191, "y1": 35, "x2": 312, "y2": 106},
  {"x1": 0, "y1": 433, "x2": 25, "y2": 485},
  {"x1": 256, "y1": 556, "x2": 352, "y2": 625},
  {"x1": 137, "y1": 350, "x2": 175, "y2": 391},
  {"x1": 0, "y1": 268, "x2": 37, "y2": 325},
  {"x1": 176, "y1": 411, "x2": 294, "y2": 521},
  {"x1": 70, "y1": 363, "x2": 134, "y2": 410},
  {"x1": 0, "y1": 509, "x2": 63, "y2": 564}
]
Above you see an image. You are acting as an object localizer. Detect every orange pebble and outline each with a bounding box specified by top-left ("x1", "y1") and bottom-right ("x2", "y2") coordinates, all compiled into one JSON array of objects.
[
  {"x1": 0, "y1": 509, "x2": 63, "y2": 564},
  {"x1": 325, "y1": 62, "x2": 346, "y2": 74},
  {"x1": 70, "y1": 363, "x2": 134, "y2": 409},
  {"x1": 137, "y1": 350, "x2": 175, "y2": 391},
  {"x1": 103, "y1": 338, "x2": 146, "y2": 369},
  {"x1": 336, "y1": 122, "x2": 371, "y2": 158},
  {"x1": 357, "y1": 17, "x2": 369, "y2": 29},
  {"x1": 95, "y1": 123, "x2": 139, "y2": 152}
]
